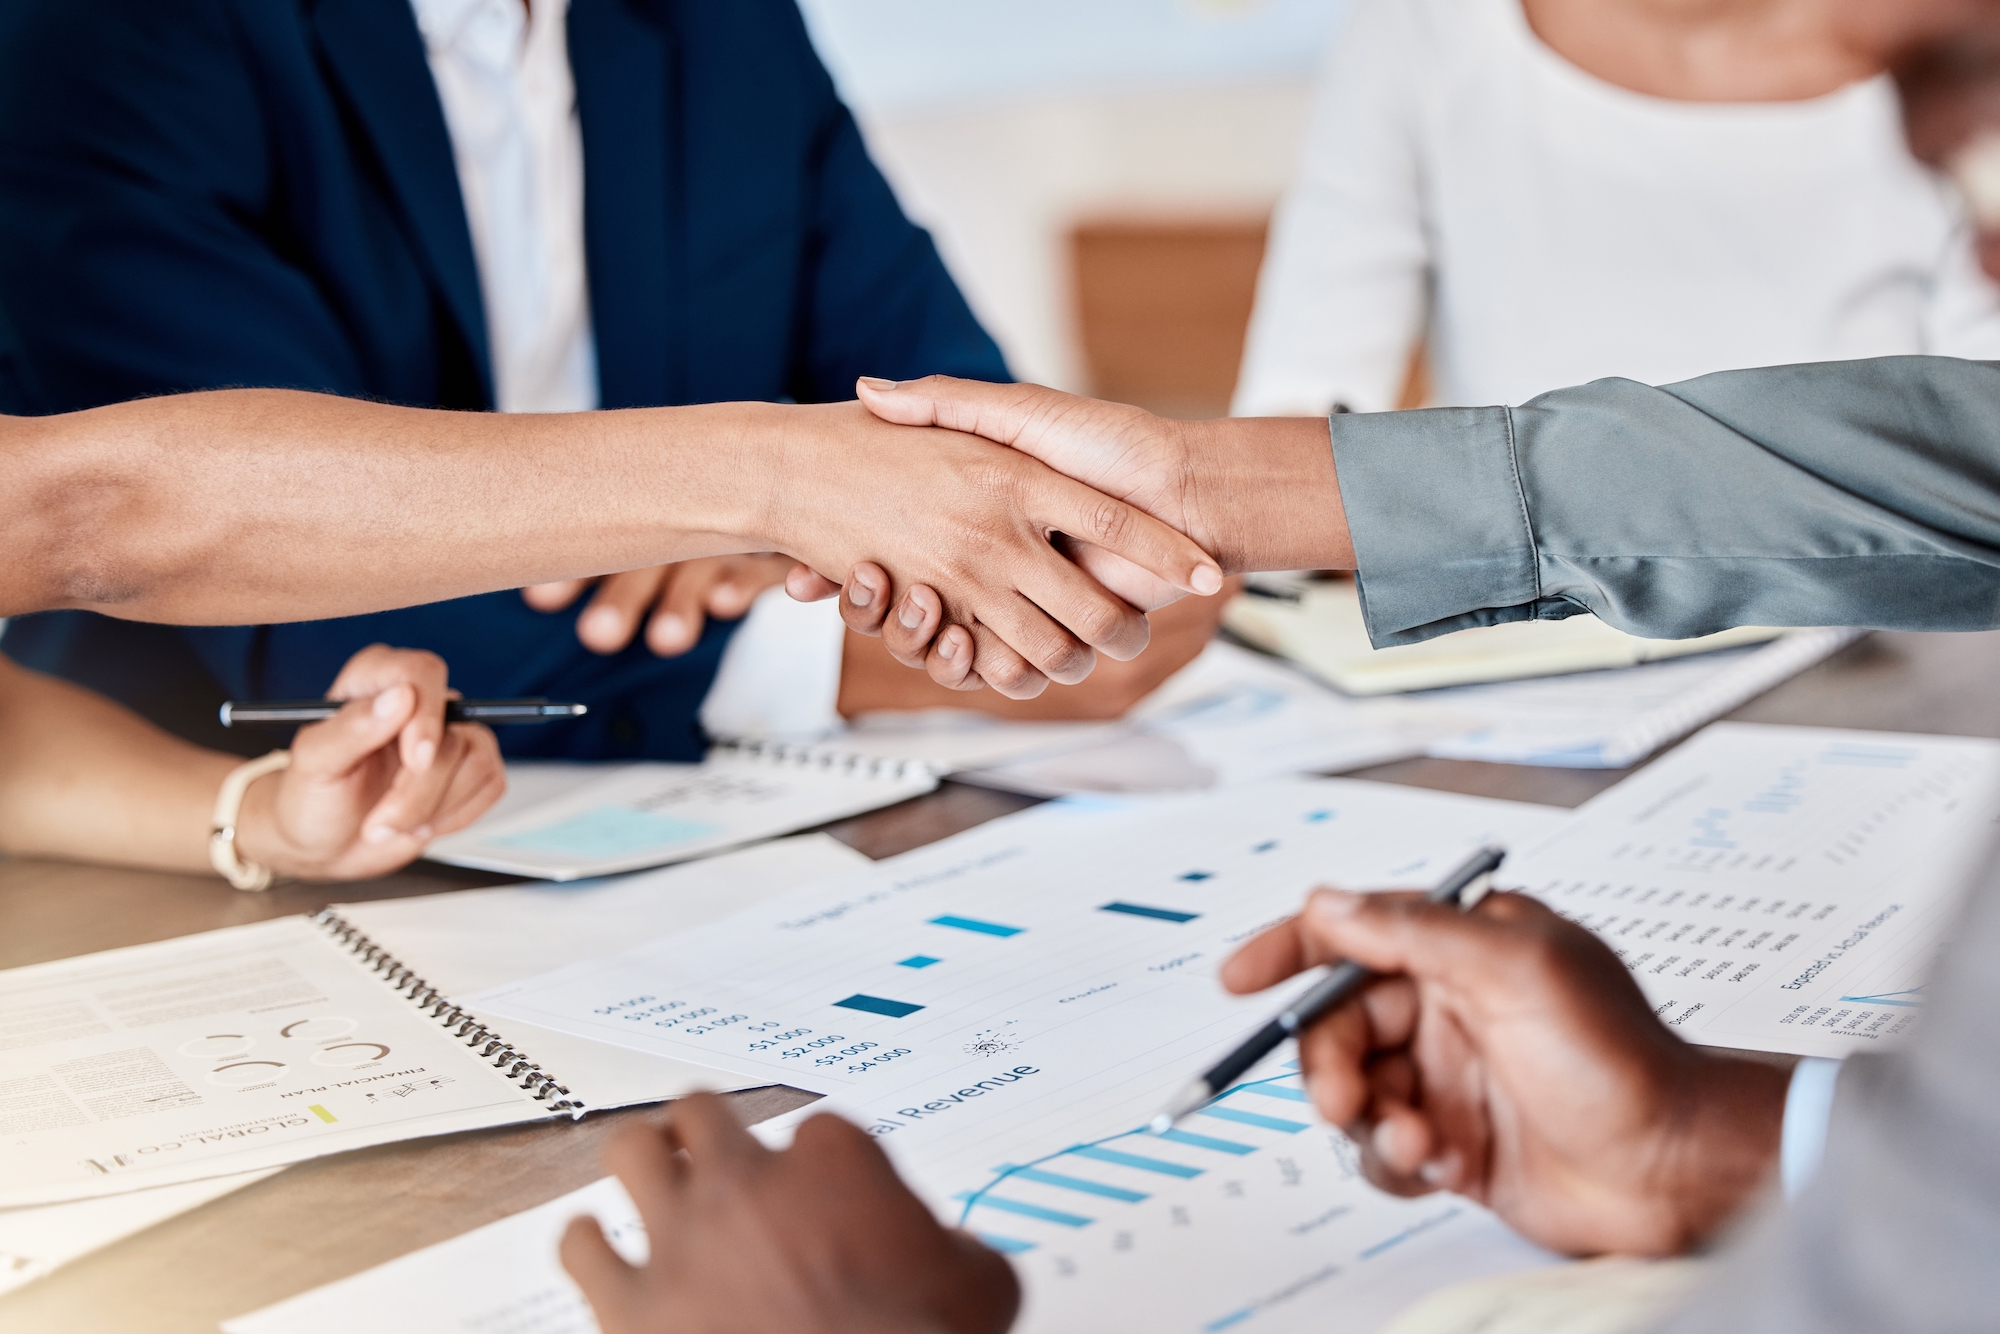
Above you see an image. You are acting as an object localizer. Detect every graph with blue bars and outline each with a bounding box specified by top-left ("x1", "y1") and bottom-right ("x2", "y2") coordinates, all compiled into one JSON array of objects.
[
  {"x1": 939, "y1": 1065, "x2": 1520, "y2": 1334},
  {"x1": 955, "y1": 1072, "x2": 1320, "y2": 1254}
]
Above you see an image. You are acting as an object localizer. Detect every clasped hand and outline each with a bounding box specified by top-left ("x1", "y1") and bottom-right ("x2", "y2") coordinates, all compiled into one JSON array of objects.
[{"x1": 790, "y1": 378, "x2": 1341, "y2": 694}]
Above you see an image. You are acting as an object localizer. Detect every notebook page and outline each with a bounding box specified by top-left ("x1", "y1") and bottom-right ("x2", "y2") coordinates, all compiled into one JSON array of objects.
[{"x1": 0, "y1": 917, "x2": 559, "y2": 1207}]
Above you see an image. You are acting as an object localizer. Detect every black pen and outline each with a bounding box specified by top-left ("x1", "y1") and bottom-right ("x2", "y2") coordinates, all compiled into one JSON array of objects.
[
  {"x1": 1148, "y1": 843, "x2": 1508, "y2": 1134},
  {"x1": 220, "y1": 698, "x2": 588, "y2": 727}
]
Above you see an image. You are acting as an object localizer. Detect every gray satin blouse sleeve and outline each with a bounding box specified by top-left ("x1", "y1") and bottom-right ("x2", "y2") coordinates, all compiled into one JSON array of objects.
[{"x1": 1330, "y1": 355, "x2": 2000, "y2": 646}]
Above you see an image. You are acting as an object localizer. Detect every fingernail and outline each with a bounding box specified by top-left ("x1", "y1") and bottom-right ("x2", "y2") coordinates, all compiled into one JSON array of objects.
[
  {"x1": 410, "y1": 739, "x2": 436, "y2": 772},
  {"x1": 939, "y1": 635, "x2": 959, "y2": 661},
  {"x1": 412, "y1": 825, "x2": 433, "y2": 842},
  {"x1": 364, "y1": 823, "x2": 397, "y2": 845},
  {"x1": 898, "y1": 600, "x2": 925, "y2": 630},
  {"x1": 1308, "y1": 888, "x2": 1361, "y2": 918},
  {"x1": 849, "y1": 582, "x2": 874, "y2": 609},
  {"x1": 857, "y1": 376, "x2": 900, "y2": 391},
  {"x1": 656, "y1": 613, "x2": 689, "y2": 646},
  {"x1": 583, "y1": 606, "x2": 623, "y2": 642},
  {"x1": 1192, "y1": 565, "x2": 1224, "y2": 596},
  {"x1": 1418, "y1": 1160, "x2": 1449, "y2": 1185},
  {"x1": 372, "y1": 686, "x2": 405, "y2": 719}
]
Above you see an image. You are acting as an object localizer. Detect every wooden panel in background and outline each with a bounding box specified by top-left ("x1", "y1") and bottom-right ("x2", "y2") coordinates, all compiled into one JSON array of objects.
[{"x1": 1070, "y1": 215, "x2": 1268, "y2": 419}]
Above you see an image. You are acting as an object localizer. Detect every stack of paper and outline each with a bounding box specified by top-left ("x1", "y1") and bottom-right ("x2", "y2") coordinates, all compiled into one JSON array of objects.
[
  {"x1": 1412, "y1": 630, "x2": 1861, "y2": 768},
  {"x1": 1223, "y1": 579, "x2": 1786, "y2": 695},
  {"x1": 961, "y1": 641, "x2": 1441, "y2": 795},
  {"x1": 425, "y1": 749, "x2": 935, "y2": 879}
]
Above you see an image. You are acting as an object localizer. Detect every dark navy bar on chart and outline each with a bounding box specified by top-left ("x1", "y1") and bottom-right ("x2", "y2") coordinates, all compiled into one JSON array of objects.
[
  {"x1": 1100, "y1": 902, "x2": 1200, "y2": 923},
  {"x1": 833, "y1": 994, "x2": 926, "y2": 1019}
]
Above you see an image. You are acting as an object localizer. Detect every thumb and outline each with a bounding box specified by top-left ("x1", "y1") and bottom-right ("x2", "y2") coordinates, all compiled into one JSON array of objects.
[{"x1": 288, "y1": 684, "x2": 414, "y2": 782}]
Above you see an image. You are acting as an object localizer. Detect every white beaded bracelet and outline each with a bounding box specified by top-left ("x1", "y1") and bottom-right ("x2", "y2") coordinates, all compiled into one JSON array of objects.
[{"x1": 209, "y1": 750, "x2": 293, "y2": 891}]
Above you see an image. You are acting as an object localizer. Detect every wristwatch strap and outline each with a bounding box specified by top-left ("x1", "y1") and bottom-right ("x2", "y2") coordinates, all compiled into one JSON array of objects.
[{"x1": 209, "y1": 750, "x2": 293, "y2": 891}]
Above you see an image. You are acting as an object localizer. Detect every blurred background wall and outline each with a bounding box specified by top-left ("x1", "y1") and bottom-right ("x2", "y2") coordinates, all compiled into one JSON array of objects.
[{"x1": 797, "y1": 0, "x2": 1354, "y2": 416}]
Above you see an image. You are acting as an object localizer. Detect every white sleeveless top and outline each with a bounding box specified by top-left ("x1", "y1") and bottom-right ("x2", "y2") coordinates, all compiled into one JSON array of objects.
[{"x1": 1235, "y1": 0, "x2": 2000, "y2": 414}]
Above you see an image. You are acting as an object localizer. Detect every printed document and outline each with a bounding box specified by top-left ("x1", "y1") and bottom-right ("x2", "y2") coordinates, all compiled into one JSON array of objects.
[
  {"x1": 964, "y1": 642, "x2": 1438, "y2": 795},
  {"x1": 1414, "y1": 631, "x2": 1859, "y2": 768},
  {"x1": 223, "y1": 1176, "x2": 645, "y2": 1334},
  {"x1": 1511, "y1": 723, "x2": 2000, "y2": 1056},
  {"x1": 473, "y1": 781, "x2": 1571, "y2": 1331},
  {"x1": 425, "y1": 751, "x2": 935, "y2": 879},
  {"x1": 0, "y1": 918, "x2": 563, "y2": 1207}
]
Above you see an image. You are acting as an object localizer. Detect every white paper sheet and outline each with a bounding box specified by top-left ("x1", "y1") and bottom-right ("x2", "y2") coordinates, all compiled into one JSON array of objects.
[
  {"x1": 964, "y1": 643, "x2": 1439, "y2": 796},
  {"x1": 833, "y1": 712, "x2": 1124, "y2": 773},
  {"x1": 359, "y1": 834, "x2": 871, "y2": 998},
  {"x1": 1414, "y1": 631, "x2": 1861, "y2": 768},
  {"x1": 0, "y1": 1167, "x2": 280, "y2": 1295},
  {"x1": 0, "y1": 918, "x2": 561, "y2": 1207},
  {"x1": 425, "y1": 752, "x2": 936, "y2": 879},
  {"x1": 1511, "y1": 723, "x2": 2000, "y2": 1056},
  {"x1": 222, "y1": 1176, "x2": 645, "y2": 1334},
  {"x1": 471, "y1": 781, "x2": 1570, "y2": 1331},
  {"x1": 340, "y1": 835, "x2": 872, "y2": 1112}
]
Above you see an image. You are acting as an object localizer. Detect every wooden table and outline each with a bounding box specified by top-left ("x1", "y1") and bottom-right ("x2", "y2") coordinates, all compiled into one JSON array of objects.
[{"x1": 7, "y1": 629, "x2": 1999, "y2": 1333}]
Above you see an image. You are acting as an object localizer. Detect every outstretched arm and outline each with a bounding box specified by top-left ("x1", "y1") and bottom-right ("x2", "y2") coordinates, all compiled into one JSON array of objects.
[
  {"x1": 849, "y1": 359, "x2": 2000, "y2": 682},
  {"x1": 2, "y1": 391, "x2": 1221, "y2": 698}
]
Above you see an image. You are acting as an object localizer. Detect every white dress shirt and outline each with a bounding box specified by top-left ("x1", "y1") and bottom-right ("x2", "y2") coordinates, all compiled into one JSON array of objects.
[
  {"x1": 1235, "y1": 0, "x2": 2000, "y2": 416},
  {"x1": 408, "y1": 0, "x2": 845, "y2": 738}
]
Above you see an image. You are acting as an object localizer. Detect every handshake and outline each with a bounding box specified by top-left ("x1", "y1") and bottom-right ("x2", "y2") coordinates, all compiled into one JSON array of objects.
[{"x1": 760, "y1": 376, "x2": 1347, "y2": 697}]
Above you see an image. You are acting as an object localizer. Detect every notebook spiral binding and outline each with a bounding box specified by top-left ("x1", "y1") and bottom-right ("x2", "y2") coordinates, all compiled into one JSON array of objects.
[
  {"x1": 713, "y1": 736, "x2": 938, "y2": 784},
  {"x1": 310, "y1": 908, "x2": 584, "y2": 1116}
]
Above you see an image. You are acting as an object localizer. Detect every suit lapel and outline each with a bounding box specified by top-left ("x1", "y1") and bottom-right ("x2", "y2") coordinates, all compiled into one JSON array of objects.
[
  {"x1": 569, "y1": 0, "x2": 682, "y2": 408},
  {"x1": 309, "y1": 0, "x2": 494, "y2": 405}
]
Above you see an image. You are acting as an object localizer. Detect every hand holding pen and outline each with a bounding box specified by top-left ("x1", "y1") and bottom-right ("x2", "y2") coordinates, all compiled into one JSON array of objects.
[
  {"x1": 1200, "y1": 867, "x2": 1789, "y2": 1255},
  {"x1": 1152, "y1": 846, "x2": 1507, "y2": 1131}
]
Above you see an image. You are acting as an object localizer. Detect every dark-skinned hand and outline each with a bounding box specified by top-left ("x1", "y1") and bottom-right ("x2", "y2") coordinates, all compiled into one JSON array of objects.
[
  {"x1": 562, "y1": 1093, "x2": 1021, "y2": 1334},
  {"x1": 1219, "y1": 888, "x2": 1788, "y2": 1257}
]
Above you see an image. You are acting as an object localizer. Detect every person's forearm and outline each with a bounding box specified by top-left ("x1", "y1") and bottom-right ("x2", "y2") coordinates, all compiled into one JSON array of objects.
[
  {"x1": 1, "y1": 389, "x2": 782, "y2": 623},
  {"x1": 1181, "y1": 416, "x2": 1352, "y2": 574},
  {"x1": 0, "y1": 657, "x2": 233, "y2": 872},
  {"x1": 1188, "y1": 357, "x2": 2000, "y2": 648}
]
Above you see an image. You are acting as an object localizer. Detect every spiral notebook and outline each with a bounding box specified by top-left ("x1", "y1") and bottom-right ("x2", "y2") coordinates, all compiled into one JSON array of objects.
[
  {"x1": 0, "y1": 836, "x2": 865, "y2": 1274},
  {"x1": 424, "y1": 744, "x2": 938, "y2": 880}
]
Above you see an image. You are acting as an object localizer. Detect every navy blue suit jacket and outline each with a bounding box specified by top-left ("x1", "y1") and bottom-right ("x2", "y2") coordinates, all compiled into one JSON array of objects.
[{"x1": 0, "y1": 0, "x2": 1006, "y2": 758}]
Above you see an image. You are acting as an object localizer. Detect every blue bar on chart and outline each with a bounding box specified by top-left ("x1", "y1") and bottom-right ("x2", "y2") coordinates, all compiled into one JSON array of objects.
[
  {"x1": 1156, "y1": 1128, "x2": 1257, "y2": 1156},
  {"x1": 929, "y1": 914, "x2": 1024, "y2": 937},
  {"x1": 999, "y1": 1165, "x2": 1150, "y2": 1202},
  {"x1": 897, "y1": 955, "x2": 941, "y2": 969},
  {"x1": 1099, "y1": 902, "x2": 1199, "y2": 923},
  {"x1": 1199, "y1": 1105, "x2": 1309, "y2": 1134},
  {"x1": 1180, "y1": 870, "x2": 1215, "y2": 882},
  {"x1": 1237, "y1": 1083, "x2": 1310, "y2": 1103},
  {"x1": 959, "y1": 1193, "x2": 1094, "y2": 1228},
  {"x1": 1068, "y1": 1144, "x2": 1205, "y2": 1178},
  {"x1": 975, "y1": 1232, "x2": 1038, "y2": 1255},
  {"x1": 833, "y1": 994, "x2": 925, "y2": 1019}
]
